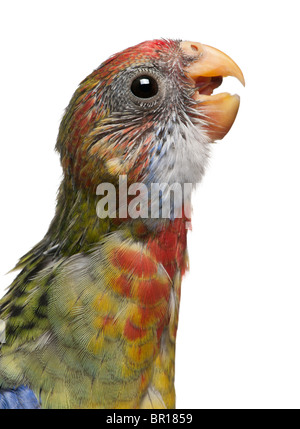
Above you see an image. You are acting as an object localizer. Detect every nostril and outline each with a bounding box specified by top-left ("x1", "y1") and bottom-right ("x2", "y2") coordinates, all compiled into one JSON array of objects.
[{"x1": 191, "y1": 44, "x2": 198, "y2": 52}]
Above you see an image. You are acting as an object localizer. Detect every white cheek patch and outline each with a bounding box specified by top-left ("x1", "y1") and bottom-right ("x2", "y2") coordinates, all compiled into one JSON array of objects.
[
  {"x1": 143, "y1": 119, "x2": 210, "y2": 221},
  {"x1": 150, "y1": 119, "x2": 211, "y2": 188}
]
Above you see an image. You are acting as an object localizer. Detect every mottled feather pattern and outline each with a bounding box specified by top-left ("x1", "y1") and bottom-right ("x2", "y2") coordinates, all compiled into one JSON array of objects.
[
  {"x1": 0, "y1": 38, "x2": 222, "y2": 408},
  {"x1": 0, "y1": 218, "x2": 187, "y2": 408}
]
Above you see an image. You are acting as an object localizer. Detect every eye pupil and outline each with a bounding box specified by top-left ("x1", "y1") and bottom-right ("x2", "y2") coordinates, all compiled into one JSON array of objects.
[{"x1": 131, "y1": 75, "x2": 158, "y2": 99}]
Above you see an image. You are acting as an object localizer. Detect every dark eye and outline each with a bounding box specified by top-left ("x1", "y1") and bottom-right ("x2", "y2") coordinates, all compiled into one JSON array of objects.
[{"x1": 130, "y1": 75, "x2": 159, "y2": 99}]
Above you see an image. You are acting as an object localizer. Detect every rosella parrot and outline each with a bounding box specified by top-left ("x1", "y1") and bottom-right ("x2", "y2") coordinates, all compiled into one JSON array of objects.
[{"x1": 0, "y1": 39, "x2": 244, "y2": 409}]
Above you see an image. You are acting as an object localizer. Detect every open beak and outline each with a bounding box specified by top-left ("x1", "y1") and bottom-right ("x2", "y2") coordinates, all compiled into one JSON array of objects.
[{"x1": 180, "y1": 41, "x2": 245, "y2": 141}]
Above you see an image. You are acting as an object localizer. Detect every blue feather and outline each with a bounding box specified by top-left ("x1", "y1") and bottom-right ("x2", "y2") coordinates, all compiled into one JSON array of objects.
[{"x1": 0, "y1": 386, "x2": 40, "y2": 409}]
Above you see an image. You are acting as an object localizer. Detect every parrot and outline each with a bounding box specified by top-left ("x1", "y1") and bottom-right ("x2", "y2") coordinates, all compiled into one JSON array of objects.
[{"x1": 0, "y1": 39, "x2": 244, "y2": 409}]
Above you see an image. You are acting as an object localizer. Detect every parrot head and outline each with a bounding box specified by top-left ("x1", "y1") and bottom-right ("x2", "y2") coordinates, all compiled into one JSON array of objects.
[{"x1": 56, "y1": 39, "x2": 244, "y2": 194}]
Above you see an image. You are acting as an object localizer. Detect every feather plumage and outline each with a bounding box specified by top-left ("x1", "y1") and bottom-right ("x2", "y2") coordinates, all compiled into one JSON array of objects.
[{"x1": 0, "y1": 39, "x2": 243, "y2": 408}]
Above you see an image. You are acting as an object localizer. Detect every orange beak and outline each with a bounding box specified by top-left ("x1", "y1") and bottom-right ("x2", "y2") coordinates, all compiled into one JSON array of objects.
[{"x1": 180, "y1": 41, "x2": 245, "y2": 141}]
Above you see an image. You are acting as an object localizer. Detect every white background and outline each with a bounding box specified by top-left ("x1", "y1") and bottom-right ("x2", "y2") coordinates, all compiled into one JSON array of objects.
[{"x1": 1, "y1": 0, "x2": 299, "y2": 409}]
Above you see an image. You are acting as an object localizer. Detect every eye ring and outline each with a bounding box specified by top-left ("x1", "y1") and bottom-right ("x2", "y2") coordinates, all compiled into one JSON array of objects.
[
  {"x1": 131, "y1": 75, "x2": 159, "y2": 99},
  {"x1": 128, "y1": 70, "x2": 163, "y2": 107}
]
